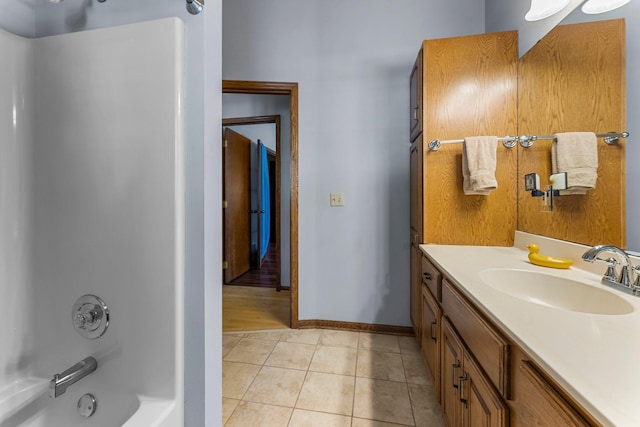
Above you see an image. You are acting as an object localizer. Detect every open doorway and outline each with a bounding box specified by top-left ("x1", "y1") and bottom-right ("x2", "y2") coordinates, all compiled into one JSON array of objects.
[
  {"x1": 222, "y1": 116, "x2": 281, "y2": 289},
  {"x1": 222, "y1": 80, "x2": 299, "y2": 331}
]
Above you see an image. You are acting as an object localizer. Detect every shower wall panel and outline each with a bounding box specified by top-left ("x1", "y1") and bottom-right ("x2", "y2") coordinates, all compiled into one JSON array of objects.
[
  {"x1": 0, "y1": 28, "x2": 34, "y2": 389},
  {"x1": 30, "y1": 17, "x2": 184, "y2": 404}
]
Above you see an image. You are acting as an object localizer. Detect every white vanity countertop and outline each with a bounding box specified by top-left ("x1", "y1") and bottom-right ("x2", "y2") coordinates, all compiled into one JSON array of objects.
[{"x1": 420, "y1": 231, "x2": 640, "y2": 427}]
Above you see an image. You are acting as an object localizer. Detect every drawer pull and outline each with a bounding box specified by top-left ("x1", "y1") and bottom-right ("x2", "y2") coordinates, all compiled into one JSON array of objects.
[
  {"x1": 423, "y1": 272, "x2": 432, "y2": 281},
  {"x1": 452, "y1": 362, "x2": 461, "y2": 389},
  {"x1": 430, "y1": 320, "x2": 437, "y2": 341},
  {"x1": 459, "y1": 373, "x2": 469, "y2": 405}
]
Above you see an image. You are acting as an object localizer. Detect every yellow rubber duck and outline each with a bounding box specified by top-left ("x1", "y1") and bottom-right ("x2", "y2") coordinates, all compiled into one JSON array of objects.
[{"x1": 526, "y1": 244, "x2": 573, "y2": 269}]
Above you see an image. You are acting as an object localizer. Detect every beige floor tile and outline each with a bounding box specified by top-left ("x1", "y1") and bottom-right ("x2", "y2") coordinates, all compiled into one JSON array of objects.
[
  {"x1": 296, "y1": 372, "x2": 355, "y2": 416},
  {"x1": 243, "y1": 330, "x2": 286, "y2": 341},
  {"x1": 222, "y1": 361, "x2": 261, "y2": 399},
  {"x1": 353, "y1": 378, "x2": 414, "y2": 426},
  {"x1": 408, "y1": 383, "x2": 445, "y2": 427},
  {"x1": 222, "y1": 398, "x2": 240, "y2": 424},
  {"x1": 309, "y1": 345, "x2": 357, "y2": 376},
  {"x1": 225, "y1": 401, "x2": 292, "y2": 427},
  {"x1": 265, "y1": 341, "x2": 317, "y2": 370},
  {"x1": 319, "y1": 329, "x2": 359, "y2": 348},
  {"x1": 356, "y1": 350, "x2": 406, "y2": 382},
  {"x1": 223, "y1": 335, "x2": 242, "y2": 358},
  {"x1": 398, "y1": 336, "x2": 421, "y2": 355},
  {"x1": 282, "y1": 329, "x2": 321, "y2": 345},
  {"x1": 351, "y1": 418, "x2": 408, "y2": 427},
  {"x1": 243, "y1": 366, "x2": 307, "y2": 407},
  {"x1": 358, "y1": 333, "x2": 400, "y2": 353},
  {"x1": 223, "y1": 338, "x2": 278, "y2": 365},
  {"x1": 402, "y1": 353, "x2": 430, "y2": 385},
  {"x1": 288, "y1": 409, "x2": 352, "y2": 427}
]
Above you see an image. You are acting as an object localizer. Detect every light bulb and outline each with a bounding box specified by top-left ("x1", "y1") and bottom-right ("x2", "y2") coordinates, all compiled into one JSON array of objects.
[
  {"x1": 525, "y1": 0, "x2": 571, "y2": 21},
  {"x1": 581, "y1": 0, "x2": 631, "y2": 14}
]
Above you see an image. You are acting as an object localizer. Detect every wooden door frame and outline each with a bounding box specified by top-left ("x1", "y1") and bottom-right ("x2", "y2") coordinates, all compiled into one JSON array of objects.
[
  {"x1": 222, "y1": 80, "x2": 299, "y2": 329},
  {"x1": 222, "y1": 115, "x2": 282, "y2": 289}
]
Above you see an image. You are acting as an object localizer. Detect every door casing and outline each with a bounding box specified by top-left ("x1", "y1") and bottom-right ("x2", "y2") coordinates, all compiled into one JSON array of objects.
[{"x1": 222, "y1": 80, "x2": 299, "y2": 328}]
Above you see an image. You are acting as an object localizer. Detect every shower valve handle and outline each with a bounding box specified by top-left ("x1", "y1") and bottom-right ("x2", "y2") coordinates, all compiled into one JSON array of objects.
[{"x1": 73, "y1": 304, "x2": 102, "y2": 330}]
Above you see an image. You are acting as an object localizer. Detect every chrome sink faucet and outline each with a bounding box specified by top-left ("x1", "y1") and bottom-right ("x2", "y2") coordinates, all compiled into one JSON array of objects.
[
  {"x1": 582, "y1": 245, "x2": 639, "y2": 296},
  {"x1": 49, "y1": 356, "x2": 98, "y2": 398}
]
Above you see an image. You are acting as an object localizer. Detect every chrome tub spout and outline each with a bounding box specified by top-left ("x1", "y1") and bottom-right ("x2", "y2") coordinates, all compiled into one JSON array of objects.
[{"x1": 49, "y1": 356, "x2": 98, "y2": 398}]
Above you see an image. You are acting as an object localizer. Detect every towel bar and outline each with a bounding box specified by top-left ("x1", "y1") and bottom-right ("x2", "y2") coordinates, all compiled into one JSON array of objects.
[
  {"x1": 427, "y1": 136, "x2": 518, "y2": 151},
  {"x1": 518, "y1": 131, "x2": 629, "y2": 148}
]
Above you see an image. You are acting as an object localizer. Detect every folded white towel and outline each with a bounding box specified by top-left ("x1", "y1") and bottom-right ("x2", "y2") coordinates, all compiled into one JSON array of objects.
[
  {"x1": 462, "y1": 136, "x2": 498, "y2": 195},
  {"x1": 552, "y1": 132, "x2": 598, "y2": 194}
]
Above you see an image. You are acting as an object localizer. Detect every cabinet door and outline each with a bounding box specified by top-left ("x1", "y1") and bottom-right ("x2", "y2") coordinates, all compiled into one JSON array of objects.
[
  {"x1": 512, "y1": 359, "x2": 591, "y2": 426},
  {"x1": 409, "y1": 136, "x2": 423, "y2": 240},
  {"x1": 421, "y1": 285, "x2": 441, "y2": 399},
  {"x1": 441, "y1": 317, "x2": 463, "y2": 427},
  {"x1": 409, "y1": 48, "x2": 423, "y2": 142},
  {"x1": 410, "y1": 244, "x2": 422, "y2": 337},
  {"x1": 460, "y1": 351, "x2": 509, "y2": 427}
]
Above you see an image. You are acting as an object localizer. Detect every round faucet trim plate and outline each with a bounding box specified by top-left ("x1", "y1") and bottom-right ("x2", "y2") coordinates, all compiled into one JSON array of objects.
[{"x1": 72, "y1": 295, "x2": 109, "y2": 339}]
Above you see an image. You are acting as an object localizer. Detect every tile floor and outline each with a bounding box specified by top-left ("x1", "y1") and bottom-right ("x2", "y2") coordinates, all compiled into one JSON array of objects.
[{"x1": 222, "y1": 328, "x2": 445, "y2": 426}]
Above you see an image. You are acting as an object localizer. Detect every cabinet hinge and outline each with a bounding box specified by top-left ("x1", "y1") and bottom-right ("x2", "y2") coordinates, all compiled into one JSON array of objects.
[
  {"x1": 222, "y1": 261, "x2": 228, "y2": 270},
  {"x1": 223, "y1": 139, "x2": 228, "y2": 148},
  {"x1": 223, "y1": 200, "x2": 228, "y2": 209}
]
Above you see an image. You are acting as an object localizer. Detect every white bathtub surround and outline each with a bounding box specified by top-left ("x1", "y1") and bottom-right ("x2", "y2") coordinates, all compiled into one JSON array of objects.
[
  {"x1": 421, "y1": 231, "x2": 640, "y2": 427},
  {"x1": 0, "y1": 25, "x2": 34, "y2": 394},
  {"x1": 0, "y1": 18, "x2": 184, "y2": 426}
]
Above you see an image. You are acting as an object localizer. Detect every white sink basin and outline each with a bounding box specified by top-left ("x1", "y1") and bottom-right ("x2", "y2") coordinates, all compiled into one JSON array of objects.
[{"x1": 479, "y1": 268, "x2": 634, "y2": 315}]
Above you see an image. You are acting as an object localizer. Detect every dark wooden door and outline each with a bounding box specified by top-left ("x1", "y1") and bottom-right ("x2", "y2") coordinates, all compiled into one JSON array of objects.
[{"x1": 223, "y1": 128, "x2": 251, "y2": 283}]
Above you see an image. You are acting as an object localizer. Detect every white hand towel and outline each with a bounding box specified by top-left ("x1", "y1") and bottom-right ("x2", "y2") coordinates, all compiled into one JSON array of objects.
[
  {"x1": 552, "y1": 132, "x2": 598, "y2": 194},
  {"x1": 462, "y1": 136, "x2": 498, "y2": 195}
]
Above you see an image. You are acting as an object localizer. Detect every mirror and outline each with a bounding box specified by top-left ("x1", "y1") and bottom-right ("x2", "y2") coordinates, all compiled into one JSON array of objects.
[
  {"x1": 563, "y1": 0, "x2": 638, "y2": 253},
  {"x1": 516, "y1": 18, "x2": 626, "y2": 248},
  {"x1": 486, "y1": 0, "x2": 640, "y2": 251}
]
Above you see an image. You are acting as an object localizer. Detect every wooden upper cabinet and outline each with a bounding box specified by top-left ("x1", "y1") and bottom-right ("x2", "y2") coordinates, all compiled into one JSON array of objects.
[
  {"x1": 410, "y1": 31, "x2": 518, "y2": 247},
  {"x1": 409, "y1": 48, "x2": 423, "y2": 142}
]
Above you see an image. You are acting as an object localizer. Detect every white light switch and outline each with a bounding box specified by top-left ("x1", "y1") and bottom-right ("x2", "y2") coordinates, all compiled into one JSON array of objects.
[{"x1": 330, "y1": 193, "x2": 345, "y2": 207}]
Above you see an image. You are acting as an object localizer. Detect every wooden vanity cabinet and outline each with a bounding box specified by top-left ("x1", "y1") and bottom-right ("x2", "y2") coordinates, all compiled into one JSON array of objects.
[
  {"x1": 418, "y1": 253, "x2": 600, "y2": 426},
  {"x1": 441, "y1": 317, "x2": 509, "y2": 427}
]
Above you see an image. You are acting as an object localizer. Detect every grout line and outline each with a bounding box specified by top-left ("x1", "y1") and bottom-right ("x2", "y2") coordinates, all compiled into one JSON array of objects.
[{"x1": 399, "y1": 338, "x2": 418, "y2": 427}]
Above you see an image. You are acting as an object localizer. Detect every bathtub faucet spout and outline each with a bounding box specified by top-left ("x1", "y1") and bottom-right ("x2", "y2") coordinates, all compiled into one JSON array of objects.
[{"x1": 49, "y1": 356, "x2": 98, "y2": 398}]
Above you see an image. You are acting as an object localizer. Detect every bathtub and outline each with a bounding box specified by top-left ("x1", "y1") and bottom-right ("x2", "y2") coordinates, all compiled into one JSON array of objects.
[
  {"x1": 0, "y1": 378, "x2": 178, "y2": 427},
  {"x1": 0, "y1": 17, "x2": 185, "y2": 427}
]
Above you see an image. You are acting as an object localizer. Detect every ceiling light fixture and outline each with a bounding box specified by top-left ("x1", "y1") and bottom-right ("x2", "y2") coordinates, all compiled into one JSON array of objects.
[
  {"x1": 581, "y1": 0, "x2": 631, "y2": 14},
  {"x1": 525, "y1": 0, "x2": 571, "y2": 21}
]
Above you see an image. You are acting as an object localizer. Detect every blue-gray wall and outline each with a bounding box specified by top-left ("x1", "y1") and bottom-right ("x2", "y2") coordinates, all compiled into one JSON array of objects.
[{"x1": 222, "y1": 0, "x2": 486, "y2": 327}]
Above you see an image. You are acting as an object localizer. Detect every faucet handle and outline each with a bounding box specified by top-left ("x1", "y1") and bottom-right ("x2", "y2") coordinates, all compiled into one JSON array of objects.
[{"x1": 599, "y1": 257, "x2": 618, "y2": 283}]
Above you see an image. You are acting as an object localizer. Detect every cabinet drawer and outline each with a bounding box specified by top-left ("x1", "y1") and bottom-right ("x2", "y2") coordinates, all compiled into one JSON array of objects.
[
  {"x1": 442, "y1": 278, "x2": 510, "y2": 398},
  {"x1": 421, "y1": 256, "x2": 442, "y2": 301}
]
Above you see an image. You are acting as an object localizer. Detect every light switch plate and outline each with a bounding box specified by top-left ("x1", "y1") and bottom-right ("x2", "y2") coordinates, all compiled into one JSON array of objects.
[{"x1": 330, "y1": 193, "x2": 344, "y2": 207}]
